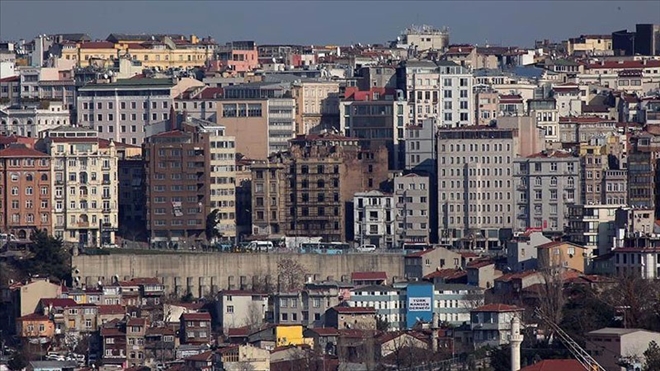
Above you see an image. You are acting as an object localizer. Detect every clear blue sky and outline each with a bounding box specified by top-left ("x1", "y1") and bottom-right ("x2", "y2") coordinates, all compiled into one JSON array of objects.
[{"x1": 1, "y1": 1, "x2": 659, "y2": 47}]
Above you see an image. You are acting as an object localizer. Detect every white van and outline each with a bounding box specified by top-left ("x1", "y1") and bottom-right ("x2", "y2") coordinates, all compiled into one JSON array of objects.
[
  {"x1": 357, "y1": 244, "x2": 377, "y2": 252},
  {"x1": 247, "y1": 241, "x2": 274, "y2": 252}
]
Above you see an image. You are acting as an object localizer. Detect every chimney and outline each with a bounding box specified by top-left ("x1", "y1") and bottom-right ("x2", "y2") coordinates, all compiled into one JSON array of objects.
[{"x1": 510, "y1": 315, "x2": 524, "y2": 371}]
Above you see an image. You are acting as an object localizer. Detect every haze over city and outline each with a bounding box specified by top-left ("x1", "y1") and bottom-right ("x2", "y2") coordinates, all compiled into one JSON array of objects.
[{"x1": 1, "y1": 0, "x2": 659, "y2": 45}]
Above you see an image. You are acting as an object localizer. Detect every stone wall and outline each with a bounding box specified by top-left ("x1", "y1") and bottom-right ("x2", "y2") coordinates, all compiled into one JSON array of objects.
[{"x1": 73, "y1": 252, "x2": 405, "y2": 296}]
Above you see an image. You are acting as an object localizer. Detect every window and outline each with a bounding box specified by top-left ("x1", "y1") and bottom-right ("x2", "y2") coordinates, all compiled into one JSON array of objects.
[{"x1": 226, "y1": 305, "x2": 234, "y2": 313}]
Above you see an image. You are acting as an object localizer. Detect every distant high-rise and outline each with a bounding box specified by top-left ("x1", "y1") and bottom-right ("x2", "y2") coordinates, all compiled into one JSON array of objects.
[{"x1": 635, "y1": 24, "x2": 660, "y2": 56}]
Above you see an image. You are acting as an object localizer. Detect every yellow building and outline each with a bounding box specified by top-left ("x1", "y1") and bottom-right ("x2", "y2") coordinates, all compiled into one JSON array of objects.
[
  {"x1": 566, "y1": 35, "x2": 613, "y2": 55},
  {"x1": 44, "y1": 127, "x2": 120, "y2": 247},
  {"x1": 59, "y1": 34, "x2": 216, "y2": 70},
  {"x1": 537, "y1": 241, "x2": 587, "y2": 273},
  {"x1": 274, "y1": 325, "x2": 307, "y2": 347}
]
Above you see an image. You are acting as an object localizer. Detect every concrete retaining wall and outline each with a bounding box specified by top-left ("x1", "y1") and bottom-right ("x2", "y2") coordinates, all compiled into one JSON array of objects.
[{"x1": 72, "y1": 252, "x2": 405, "y2": 296}]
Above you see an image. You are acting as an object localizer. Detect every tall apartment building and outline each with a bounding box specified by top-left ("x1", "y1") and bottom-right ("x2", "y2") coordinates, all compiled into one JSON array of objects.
[
  {"x1": 628, "y1": 133, "x2": 660, "y2": 218},
  {"x1": 513, "y1": 151, "x2": 581, "y2": 235},
  {"x1": 393, "y1": 173, "x2": 430, "y2": 247},
  {"x1": 397, "y1": 60, "x2": 472, "y2": 127},
  {"x1": 77, "y1": 77, "x2": 203, "y2": 145},
  {"x1": 117, "y1": 145, "x2": 146, "y2": 237},
  {"x1": 437, "y1": 126, "x2": 518, "y2": 249},
  {"x1": 291, "y1": 80, "x2": 340, "y2": 134},
  {"x1": 579, "y1": 136, "x2": 628, "y2": 206},
  {"x1": 339, "y1": 87, "x2": 410, "y2": 170},
  {"x1": 44, "y1": 127, "x2": 119, "y2": 247},
  {"x1": 144, "y1": 114, "x2": 236, "y2": 246},
  {"x1": 353, "y1": 190, "x2": 395, "y2": 249},
  {"x1": 0, "y1": 144, "x2": 52, "y2": 238},
  {"x1": 250, "y1": 132, "x2": 388, "y2": 242}
]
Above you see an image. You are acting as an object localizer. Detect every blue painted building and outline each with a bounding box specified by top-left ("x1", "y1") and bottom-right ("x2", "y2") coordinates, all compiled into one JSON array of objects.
[{"x1": 405, "y1": 282, "x2": 434, "y2": 329}]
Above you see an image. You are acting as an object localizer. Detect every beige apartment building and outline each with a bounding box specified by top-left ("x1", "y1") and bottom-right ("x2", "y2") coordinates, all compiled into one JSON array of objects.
[
  {"x1": 44, "y1": 127, "x2": 119, "y2": 247},
  {"x1": 59, "y1": 34, "x2": 216, "y2": 70},
  {"x1": 291, "y1": 80, "x2": 340, "y2": 134}
]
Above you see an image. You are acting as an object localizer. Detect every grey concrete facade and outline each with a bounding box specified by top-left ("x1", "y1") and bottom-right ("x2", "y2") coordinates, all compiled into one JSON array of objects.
[
  {"x1": 437, "y1": 127, "x2": 518, "y2": 249},
  {"x1": 72, "y1": 253, "x2": 405, "y2": 297},
  {"x1": 393, "y1": 173, "x2": 430, "y2": 247},
  {"x1": 513, "y1": 150, "x2": 581, "y2": 234}
]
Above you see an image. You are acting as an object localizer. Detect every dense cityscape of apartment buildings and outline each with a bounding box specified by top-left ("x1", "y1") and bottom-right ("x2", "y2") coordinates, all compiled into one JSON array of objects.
[{"x1": 1, "y1": 20, "x2": 660, "y2": 371}]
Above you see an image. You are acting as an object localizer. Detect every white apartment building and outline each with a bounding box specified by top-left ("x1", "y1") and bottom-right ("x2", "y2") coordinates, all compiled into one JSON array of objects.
[
  {"x1": 402, "y1": 60, "x2": 473, "y2": 127},
  {"x1": 567, "y1": 203, "x2": 622, "y2": 256},
  {"x1": 216, "y1": 290, "x2": 268, "y2": 331},
  {"x1": 437, "y1": 127, "x2": 518, "y2": 249},
  {"x1": 203, "y1": 122, "x2": 237, "y2": 239},
  {"x1": 0, "y1": 101, "x2": 70, "y2": 137},
  {"x1": 267, "y1": 98, "x2": 296, "y2": 154},
  {"x1": 528, "y1": 98, "x2": 559, "y2": 143},
  {"x1": 76, "y1": 77, "x2": 203, "y2": 145},
  {"x1": 613, "y1": 247, "x2": 660, "y2": 279},
  {"x1": 354, "y1": 190, "x2": 395, "y2": 249},
  {"x1": 45, "y1": 127, "x2": 119, "y2": 247}
]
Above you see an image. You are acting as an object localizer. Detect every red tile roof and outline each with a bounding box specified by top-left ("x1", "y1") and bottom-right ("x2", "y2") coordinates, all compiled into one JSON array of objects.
[
  {"x1": 0, "y1": 76, "x2": 19, "y2": 82},
  {"x1": 423, "y1": 268, "x2": 467, "y2": 281},
  {"x1": 17, "y1": 313, "x2": 50, "y2": 321},
  {"x1": 97, "y1": 305, "x2": 125, "y2": 315},
  {"x1": 495, "y1": 271, "x2": 539, "y2": 282},
  {"x1": 351, "y1": 272, "x2": 387, "y2": 281},
  {"x1": 472, "y1": 304, "x2": 523, "y2": 312},
  {"x1": 127, "y1": 318, "x2": 147, "y2": 326},
  {"x1": 129, "y1": 277, "x2": 161, "y2": 285},
  {"x1": 333, "y1": 306, "x2": 376, "y2": 314},
  {"x1": 519, "y1": 359, "x2": 584, "y2": 371},
  {"x1": 536, "y1": 241, "x2": 585, "y2": 250},
  {"x1": 585, "y1": 60, "x2": 660, "y2": 69},
  {"x1": 180, "y1": 312, "x2": 211, "y2": 321},
  {"x1": 307, "y1": 328, "x2": 339, "y2": 336},
  {"x1": 226, "y1": 327, "x2": 250, "y2": 337},
  {"x1": 40, "y1": 298, "x2": 78, "y2": 308},
  {"x1": 100, "y1": 327, "x2": 125, "y2": 337},
  {"x1": 0, "y1": 145, "x2": 48, "y2": 158},
  {"x1": 184, "y1": 350, "x2": 214, "y2": 362},
  {"x1": 467, "y1": 259, "x2": 494, "y2": 269}
]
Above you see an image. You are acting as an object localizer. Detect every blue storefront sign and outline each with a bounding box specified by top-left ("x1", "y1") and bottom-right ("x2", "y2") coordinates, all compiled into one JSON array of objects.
[{"x1": 406, "y1": 282, "x2": 434, "y2": 329}]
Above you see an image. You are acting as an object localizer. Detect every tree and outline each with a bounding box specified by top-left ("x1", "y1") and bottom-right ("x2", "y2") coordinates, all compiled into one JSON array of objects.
[
  {"x1": 644, "y1": 341, "x2": 660, "y2": 371},
  {"x1": 560, "y1": 284, "x2": 615, "y2": 346},
  {"x1": 599, "y1": 273, "x2": 660, "y2": 331},
  {"x1": 277, "y1": 258, "x2": 307, "y2": 292},
  {"x1": 7, "y1": 352, "x2": 28, "y2": 371},
  {"x1": 376, "y1": 316, "x2": 390, "y2": 332},
  {"x1": 205, "y1": 210, "x2": 221, "y2": 242},
  {"x1": 537, "y1": 268, "x2": 566, "y2": 340},
  {"x1": 15, "y1": 230, "x2": 70, "y2": 282},
  {"x1": 242, "y1": 301, "x2": 265, "y2": 332}
]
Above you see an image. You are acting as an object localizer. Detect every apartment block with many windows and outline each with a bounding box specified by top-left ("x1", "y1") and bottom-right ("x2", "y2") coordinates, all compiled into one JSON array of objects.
[
  {"x1": 0, "y1": 144, "x2": 52, "y2": 238},
  {"x1": 437, "y1": 127, "x2": 518, "y2": 249},
  {"x1": 44, "y1": 127, "x2": 119, "y2": 247}
]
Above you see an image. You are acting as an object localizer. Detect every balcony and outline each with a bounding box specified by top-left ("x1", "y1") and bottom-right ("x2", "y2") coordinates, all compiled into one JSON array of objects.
[
  {"x1": 77, "y1": 221, "x2": 89, "y2": 228},
  {"x1": 102, "y1": 194, "x2": 111, "y2": 200},
  {"x1": 516, "y1": 184, "x2": 527, "y2": 190},
  {"x1": 517, "y1": 214, "x2": 527, "y2": 219}
]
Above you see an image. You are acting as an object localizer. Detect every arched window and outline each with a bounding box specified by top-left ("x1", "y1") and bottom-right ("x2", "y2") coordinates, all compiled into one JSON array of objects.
[
  {"x1": 317, "y1": 179, "x2": 325, "y2": 188},
  {"x1": 26, "y1": 174, "x2": 33, "y2": 181},
  {"x1": 41, "y1": 174, "x2": 48, "y2": 181},
  {"x1": 550, "y1": 176, "x2": 557, "y2": 186}
]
